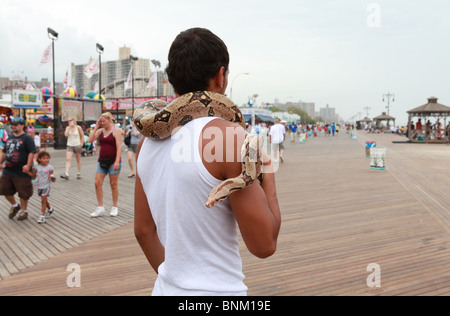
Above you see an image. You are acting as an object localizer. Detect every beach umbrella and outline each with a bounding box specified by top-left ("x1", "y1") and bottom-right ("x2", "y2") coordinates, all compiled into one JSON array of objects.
[
  {"x1": 85, "y1": 91, "x2": 97, "y2": 99},
  {"x1": 38, "y1": 115, "x2": 52, "y2": 123},
  {"x1": 62, "y1": 87, "x2": 77, "y2": 98},
  {"x1": 41, "y1": 87, "x2": 53, "y2": 102}
]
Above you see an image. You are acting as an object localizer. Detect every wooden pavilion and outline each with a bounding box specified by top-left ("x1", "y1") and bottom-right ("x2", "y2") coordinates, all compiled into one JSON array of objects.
[
  {"x1": 373, "y1": 112, "x2": 396, "y2": 130},
  {"x1": 407, "y1": 96, "x2": 450, "y2": 143}
]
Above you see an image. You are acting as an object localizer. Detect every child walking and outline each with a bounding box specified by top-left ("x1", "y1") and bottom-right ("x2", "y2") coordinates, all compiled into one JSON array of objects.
[{"x1": 29, "y1": 151, "x2": 56, "y2": 223}]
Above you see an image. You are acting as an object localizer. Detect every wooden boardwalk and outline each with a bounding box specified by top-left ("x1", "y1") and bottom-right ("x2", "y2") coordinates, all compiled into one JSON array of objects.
[{"x1": 1, "y1": 131, "x2": 450, "y2": 296}]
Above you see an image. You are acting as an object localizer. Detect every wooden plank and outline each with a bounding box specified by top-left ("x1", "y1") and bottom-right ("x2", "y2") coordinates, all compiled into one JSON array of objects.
[{"x1": 0, "y1": 132, "x2": 450, "y2": 295}]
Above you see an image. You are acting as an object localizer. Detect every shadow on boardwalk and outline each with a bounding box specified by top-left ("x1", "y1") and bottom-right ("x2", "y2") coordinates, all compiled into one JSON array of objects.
[{"x1": 1, "y1": 131, "x2": 450, "y2": 296}]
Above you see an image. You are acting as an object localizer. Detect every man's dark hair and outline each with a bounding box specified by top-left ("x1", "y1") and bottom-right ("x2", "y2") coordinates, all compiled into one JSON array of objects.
[{"x1": 166, "y1": 28, "x2": 229, "y2": 96}]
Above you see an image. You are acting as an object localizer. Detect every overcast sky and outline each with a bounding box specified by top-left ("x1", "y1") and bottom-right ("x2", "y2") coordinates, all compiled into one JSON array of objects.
[{"x1": 1, "y1": 0, "x2": 450, "y2": 124}]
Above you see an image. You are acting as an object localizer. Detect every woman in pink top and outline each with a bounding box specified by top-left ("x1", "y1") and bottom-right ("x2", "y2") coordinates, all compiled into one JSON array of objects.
[{"x1": 87, "y1": 112, "x2": 122, "y2": 218}]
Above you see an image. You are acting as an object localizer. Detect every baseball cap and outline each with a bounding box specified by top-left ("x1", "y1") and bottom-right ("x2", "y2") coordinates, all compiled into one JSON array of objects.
[{"x1": 12, "y1": 117, "x2": 25, "y2": 125}]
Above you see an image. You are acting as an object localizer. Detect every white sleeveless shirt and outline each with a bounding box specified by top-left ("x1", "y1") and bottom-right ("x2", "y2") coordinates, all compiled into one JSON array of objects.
[{"x1": 137, "y1": 117, "x2": 247, "y2": 296}]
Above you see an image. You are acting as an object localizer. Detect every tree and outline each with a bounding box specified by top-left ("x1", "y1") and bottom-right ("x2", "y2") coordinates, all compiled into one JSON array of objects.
[{"x1": 287, "y1": 107, "x2": 316, "y2": 124}]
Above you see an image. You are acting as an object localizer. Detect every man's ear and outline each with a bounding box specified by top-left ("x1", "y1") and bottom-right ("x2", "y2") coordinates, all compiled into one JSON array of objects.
[
  {"x1": 207, "y1": 66, "x2": 226, "y2": 93},
  {"x1": 214, "y1": 66, "x2": 226, "y2": 90}
]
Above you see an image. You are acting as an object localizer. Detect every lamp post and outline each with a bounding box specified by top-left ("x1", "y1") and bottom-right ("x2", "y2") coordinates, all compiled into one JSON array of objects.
[
  {"x1": 363, "y1": 106, "x2": 371, "y2": 118},
  {"x1": 151, "y1": 59, "x2": 161, "y2": 97},
  {"x1": 130, "y1": 55, "x2": 138, "y2": 115},
  {"x1": 251, "y1": 93, "x2": 259, "y2": 134},
  {"x1": 382, "y1": 92, "x2": 395, "y2": 116},
  {"x1": 229, "y1": 72, "x2": 249, "y2": 103},
  {"x1": 96, "y1": 43, "x2": 104, "y2": 95},
  {"x1": 47, "y1": 27, "x2": 64, "y2": 149}
]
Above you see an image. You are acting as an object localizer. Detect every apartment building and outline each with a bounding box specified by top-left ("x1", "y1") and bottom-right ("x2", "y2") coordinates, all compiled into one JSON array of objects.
[{"x1": 71, "y1": 46, "x2": 174, "y2": 99}]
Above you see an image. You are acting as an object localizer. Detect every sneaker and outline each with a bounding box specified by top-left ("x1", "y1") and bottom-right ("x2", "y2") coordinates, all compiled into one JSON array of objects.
[
  {"x1": 37, "y1": 215, "x2": 46, "y2": 224},
  {"x1": 110, "y1": 207, "x2": 119, "y2": 217},
  {"x1": 60, "y1": 174, "x2": 69, "y2": 180},
  {"x1": 280, "y1": 156, "x2": 284, "y2": 163},
  {"x1": 17, "y1": 211, "x2": 28, "y2": 221},
  {"x1": 45, "y1": 208, "x2": 54, "y2": 217},
  {"x1": 8, "y1": 204, "x2": 21, "y2": 219},
  {"x1": 77, "y1": 173, "x2": 81, "y2": 179},
  {"x1": 90, "y1": 207, "x2": 105, "y2": 218}
]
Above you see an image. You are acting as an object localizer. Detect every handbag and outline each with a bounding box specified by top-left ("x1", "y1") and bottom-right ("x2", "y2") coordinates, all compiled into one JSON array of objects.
[
  {"x1": 99, "y1": 157, "x2": 115, "y2": 169},
  {"x1": 124, "y1": 133, "x2": 131, "y2": 146}
]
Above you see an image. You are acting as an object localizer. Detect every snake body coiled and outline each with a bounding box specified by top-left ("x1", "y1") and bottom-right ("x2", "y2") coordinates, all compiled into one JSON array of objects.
[{"x1": 133, "y1": 91, "x2": 262, "y2": 208}]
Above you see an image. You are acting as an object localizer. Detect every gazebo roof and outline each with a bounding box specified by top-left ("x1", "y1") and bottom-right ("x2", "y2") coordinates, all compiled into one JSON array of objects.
[
  {"x1": 407, "y1": 97, "x2": 450, "y2": 114},
  {"x1": 373, "y1": 112, "x2": 395, "y2": 120}
]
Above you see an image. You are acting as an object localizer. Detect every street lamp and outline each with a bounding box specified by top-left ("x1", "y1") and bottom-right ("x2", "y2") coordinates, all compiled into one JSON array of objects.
[
  {"x1": 251, "y1": 93, "x2": 259, "y2": 134},
  {"x1": 130, "y1": 55, "x2": 138, "y2": 115},
  {"x1": 47, "y1": 27, "x2": 64, "y2": 149},
  {"x1": 229, "y1": 72, "x2": 249, "y2": 103},
  {"x1": 96, "y1": 43, "x2": 104, "y2": 95},
  {"x1": 382, "y1": 92, "x2": 395, "y2": 116}
]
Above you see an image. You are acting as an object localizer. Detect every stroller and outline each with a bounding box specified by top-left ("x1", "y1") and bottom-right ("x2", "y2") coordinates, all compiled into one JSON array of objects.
[{"x1": 82, "y1": 138, "x2": 95, "y2": 156}]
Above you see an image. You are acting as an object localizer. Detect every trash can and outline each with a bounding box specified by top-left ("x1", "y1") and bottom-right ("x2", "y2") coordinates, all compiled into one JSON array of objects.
[
  {"x1": 365, "y1": 141, "x2": 376, "y2": 157},
  {"x1": 299, "y1": 133, "x2": 307, "y2": 144},
  {"x1": 370, "y1": 148, "x2": 386, "y2": 171}
]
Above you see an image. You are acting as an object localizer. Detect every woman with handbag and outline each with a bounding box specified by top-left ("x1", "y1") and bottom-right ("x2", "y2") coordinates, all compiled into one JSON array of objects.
[{"x1": 87, "y1": 112, "x2": 122, "y2": 218}]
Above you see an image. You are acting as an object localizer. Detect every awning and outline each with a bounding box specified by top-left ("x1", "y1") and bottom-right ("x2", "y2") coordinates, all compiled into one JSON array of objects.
[
  {"x1": 243, "y1": 114, "x2": 274, "y2": 123},
  {"x1": 0, "y1": 100, "x2": 12, "y2": 108}
]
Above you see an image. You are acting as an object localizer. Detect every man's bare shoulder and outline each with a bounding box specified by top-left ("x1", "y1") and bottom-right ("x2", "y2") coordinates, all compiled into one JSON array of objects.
[
  {"x1": 201, "y1": 118, "x2": 247, "y2": 180},
  {"x1": 205, "y1": 118, "x2": 246, "y2": 135}
]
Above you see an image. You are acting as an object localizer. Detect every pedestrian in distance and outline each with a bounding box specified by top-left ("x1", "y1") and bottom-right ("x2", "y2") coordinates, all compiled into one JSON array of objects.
[
  {"x1": 27, "y1": 151, "x2": 56, "y2": 223},
  {"x1": 125, "y1": 121, "x2": 142, "y2": 178},
  {"x1": 0, "y1": 117, "x2": 37, "y2": 221},
  {"x1": 134, "y1": 27, "x2": 281, "y2": 296},
  {"x1": 0, "y1": 122, "x2": 8, "y2": 149},
  {"x1": 269, "y1": 118, "x2": 286, "y2": 163},
  {"x1": 88, "y1": 112, "x2": 122, "y2": 218},
  {"x1": 289, "y1": 122, "x2": 297, "y2": 142},
  {"x1": 61, "y1": 117, "x2": 84, "y2": 180}
]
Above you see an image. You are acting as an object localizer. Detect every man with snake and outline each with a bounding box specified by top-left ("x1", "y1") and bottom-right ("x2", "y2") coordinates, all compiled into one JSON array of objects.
[{"x1": 134, "y1": 27, "x2": 281, "y2": 296}]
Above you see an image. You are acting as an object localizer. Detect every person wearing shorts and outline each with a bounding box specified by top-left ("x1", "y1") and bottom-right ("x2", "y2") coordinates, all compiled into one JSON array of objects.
[
  {"x1": 88, "y1": 112, "x2": 122, "y2": 218},
  {"x1": 125, "y1": 122, "x2": 142, "y2": 178},
  {"x1": 31, "y1": 151, "x2": 56, "y2": 224},
  {"x1": 269, "y1": 118, "x2": 286, "y2": 163},
  {"x1": 61, "y1": 117, "x2": 84, "y2": 180},
  {"x1": 0, "y1": 117, "x2": 37, "y2": 221}
]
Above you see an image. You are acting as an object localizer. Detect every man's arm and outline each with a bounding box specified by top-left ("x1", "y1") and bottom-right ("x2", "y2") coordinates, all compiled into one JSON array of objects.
[
  {"x1": 113, "y1": 128, "x2": 122, "y2": 170},
  {"x1": 22, "y1": 152, "x2": 35, "y2": 174},
  {"x1": 134, "y1": 137, "x2": 165, "y2": 273},
  {"x1": 202, "y1": 119, "x2": 281, "y2": 259}
]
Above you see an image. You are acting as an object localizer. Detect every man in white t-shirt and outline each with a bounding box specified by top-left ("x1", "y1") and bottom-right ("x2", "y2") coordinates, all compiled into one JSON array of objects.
[{"x1": 269, "y1": 118, "x2": 286, "y2": 163}]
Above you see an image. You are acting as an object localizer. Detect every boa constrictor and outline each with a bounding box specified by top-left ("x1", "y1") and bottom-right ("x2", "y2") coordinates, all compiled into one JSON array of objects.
[{"x1": 133, "y1": 91, "x2": 263, "y2": 208}]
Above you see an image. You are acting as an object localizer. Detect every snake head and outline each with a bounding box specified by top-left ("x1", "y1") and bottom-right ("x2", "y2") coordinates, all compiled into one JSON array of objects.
[{"x1": 133, "y1": 114, "x2": 145, "y2": 131}]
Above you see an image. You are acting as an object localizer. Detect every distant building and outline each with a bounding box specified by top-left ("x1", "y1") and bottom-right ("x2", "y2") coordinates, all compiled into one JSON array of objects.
[
  {"x1": 319, "y1": 104, "x2": 337, "y2": 123},
  {"x1": 0, "y1": 75, "x2": 63, "y2": 97},
  {"x1": 71, "y1": 46, "x2": 174, "y2": 99},
  {"x1": 275, "y1": 100, "x2": 316, "y2": 118}
]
